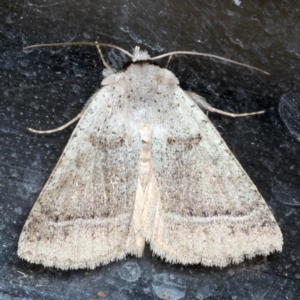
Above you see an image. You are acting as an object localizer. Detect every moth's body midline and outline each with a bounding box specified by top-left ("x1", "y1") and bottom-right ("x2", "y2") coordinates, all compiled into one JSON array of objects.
[{"x1": 137, "y1": 124, "x2": 153, "y2": 193}]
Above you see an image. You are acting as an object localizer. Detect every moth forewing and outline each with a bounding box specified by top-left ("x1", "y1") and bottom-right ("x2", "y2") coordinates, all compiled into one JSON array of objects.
[{"x1": 18, "y1": 45, "x2": 283, "y2": 270}]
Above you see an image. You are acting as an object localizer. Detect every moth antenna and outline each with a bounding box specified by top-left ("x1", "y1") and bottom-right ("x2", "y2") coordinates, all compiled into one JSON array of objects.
[
  {"x1": 165, "y1": 55, "x2": 173, "y2": 68},
  {"x1": 152, "y1": 51, "x2": 270, "y2": 75},
  {"x1": 23, "y1": 42, "x2": 134, "y2": 59}
]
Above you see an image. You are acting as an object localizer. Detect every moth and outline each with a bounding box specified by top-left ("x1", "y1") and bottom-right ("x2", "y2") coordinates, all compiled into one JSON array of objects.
[{"x1": 18, "y1": 42, "x2": 283, "y2": 270}]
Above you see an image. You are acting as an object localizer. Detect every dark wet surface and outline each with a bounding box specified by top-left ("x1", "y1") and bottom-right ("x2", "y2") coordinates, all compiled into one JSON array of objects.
[{"x1": 1, "y1": 1, "x2": 299, "y2": 299}]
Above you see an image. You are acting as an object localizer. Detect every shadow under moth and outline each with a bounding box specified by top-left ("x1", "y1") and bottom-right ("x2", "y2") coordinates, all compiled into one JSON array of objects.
[{"x1": 18, "y1": 42, "x2": 283, "y2": 270}]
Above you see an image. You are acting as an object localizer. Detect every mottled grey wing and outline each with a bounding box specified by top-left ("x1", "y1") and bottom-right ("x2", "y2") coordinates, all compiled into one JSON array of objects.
[
  {"x1": 145, "y1": 89, "x2": 283, "y2": 267},
  {"x1": 18, "y1": 86, "x2": 141, "y2": 270}
]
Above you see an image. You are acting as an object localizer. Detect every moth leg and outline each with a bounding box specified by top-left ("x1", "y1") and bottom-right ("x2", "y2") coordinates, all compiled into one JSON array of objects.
[
  {"x1": 165, "y1": 55, "x2": 173, "y2": 68},
  {"x1": 95, "y1": 42, "x2": 111, "y2": 69},
  {"x1": 185, "y1": 90, "x2": 265, "y2": 118},
  {"x1": 27, "y1": 89, "x2": 100, "y2": 134},
  {"x1": 28, "y1": 112, "x2": 83, "y2": 134},
  {"x1": 95, "y1": 42, "x2": 117, "y2": 77}
]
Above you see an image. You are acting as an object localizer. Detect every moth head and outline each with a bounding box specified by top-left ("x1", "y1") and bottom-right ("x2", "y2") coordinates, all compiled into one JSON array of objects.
[{"x1": 132, "y1": 46, "x2": 151, "y2": 62}]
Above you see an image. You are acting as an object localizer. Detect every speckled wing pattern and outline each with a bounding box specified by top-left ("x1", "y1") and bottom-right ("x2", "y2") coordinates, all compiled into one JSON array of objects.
[
  {"x1": 18, "y1": 84, "x2": 143, "y2": 269},
  {"x1": 142, "y1": 87, "x2": 283, "y2": 267},
  {"x1": 18, "y1": 59, "x2": 283, "y2": 269}
]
